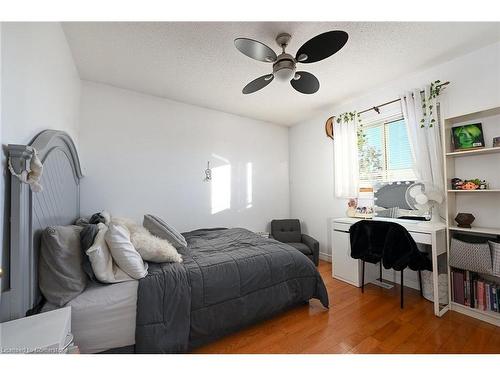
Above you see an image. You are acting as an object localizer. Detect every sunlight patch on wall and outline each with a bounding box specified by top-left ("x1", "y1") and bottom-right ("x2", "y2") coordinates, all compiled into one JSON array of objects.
[
  {"x1": 211, "y1": 164, "x2": 231, "y2": 214},
  {"x1": 246, "y1": 162, "x2": 253, "y2": 209}
]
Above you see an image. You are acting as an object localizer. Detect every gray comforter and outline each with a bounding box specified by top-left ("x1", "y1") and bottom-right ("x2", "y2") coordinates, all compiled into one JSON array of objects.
[{"x1": 135, "y1": 228, "x2": 329, "y2": 353}]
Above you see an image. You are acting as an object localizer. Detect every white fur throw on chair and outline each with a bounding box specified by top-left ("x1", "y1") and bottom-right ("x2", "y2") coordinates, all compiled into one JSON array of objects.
[{"x1": 112, "y1": 217, "x2": 182, "y2": 263}]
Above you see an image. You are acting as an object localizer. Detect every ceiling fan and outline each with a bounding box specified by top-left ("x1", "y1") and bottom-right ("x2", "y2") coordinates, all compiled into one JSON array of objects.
[{"x1": 234, "y1": 30, "x2": 348, "y2": 95}]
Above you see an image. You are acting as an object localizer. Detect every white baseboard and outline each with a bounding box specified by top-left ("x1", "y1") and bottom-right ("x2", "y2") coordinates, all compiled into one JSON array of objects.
[
  {"x1": 319, "y1": 252, "x2": 331, "y2": 262},
  {"x1": 321, "y1": 253, "x2": 419, "y2": 291}
]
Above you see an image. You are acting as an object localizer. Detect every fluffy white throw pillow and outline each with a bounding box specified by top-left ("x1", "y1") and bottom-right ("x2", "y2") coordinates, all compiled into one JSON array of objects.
[
  {"x1": 105, "y1": 223, "x2": 149, "y2": 279},
  {"x1": 112, "y1": 217, "x2": 182, "y2": 263},
  {"x1": 86, "y1": 223, "x2": 133, "y2": 283}
]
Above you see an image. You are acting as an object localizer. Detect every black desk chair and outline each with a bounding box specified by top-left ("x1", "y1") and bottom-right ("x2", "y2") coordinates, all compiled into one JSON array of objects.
[{"x1": 350, "y1": 220, "x2": 429, "y2": 309}]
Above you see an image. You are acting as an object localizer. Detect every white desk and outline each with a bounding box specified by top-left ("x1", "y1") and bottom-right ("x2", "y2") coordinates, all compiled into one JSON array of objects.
[{"x1": 332, "y1": 217, "x2": 448, "y2": 317}]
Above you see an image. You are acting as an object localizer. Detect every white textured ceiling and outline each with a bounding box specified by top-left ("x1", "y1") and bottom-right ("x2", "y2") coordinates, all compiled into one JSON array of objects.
[{"x1": 63, "y1": 22, "x2": 500, "y2": 126}]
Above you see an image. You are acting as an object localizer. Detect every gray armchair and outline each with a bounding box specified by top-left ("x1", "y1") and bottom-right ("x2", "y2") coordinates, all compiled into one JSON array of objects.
[{"x1": 270, "y1": 219, "x2": 319, "y2": 266}]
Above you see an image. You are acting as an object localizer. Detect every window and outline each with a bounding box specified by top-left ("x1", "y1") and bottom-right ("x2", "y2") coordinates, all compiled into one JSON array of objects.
[{"x1": 358, "y1": 115, "x2": 416, "y2": 184}]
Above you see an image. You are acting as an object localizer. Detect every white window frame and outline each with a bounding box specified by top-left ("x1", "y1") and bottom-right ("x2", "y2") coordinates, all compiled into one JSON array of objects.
[{"x1": 358, "y1": 113, "x2": 416, "y2": 185}]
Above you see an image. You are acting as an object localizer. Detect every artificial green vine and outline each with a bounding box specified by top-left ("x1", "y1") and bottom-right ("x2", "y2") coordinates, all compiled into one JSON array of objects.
[
  {"x1": 336, "y1": 111, "x2": 357, "y2": 124},
  {"x1": 420, "y1": 80, "x2": 443, "y2": 128},
  {"x1": 335, "y1": 111, "x2": 366, "y2": 148}
]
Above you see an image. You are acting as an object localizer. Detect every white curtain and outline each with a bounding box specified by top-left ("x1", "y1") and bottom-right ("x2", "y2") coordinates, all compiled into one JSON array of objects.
[
  {"x1": 334, "y1": 115, "x2": 359, "y2": 198},
  {"x1": 400, "y1": 86, "x2": 444, "y2": 191}
]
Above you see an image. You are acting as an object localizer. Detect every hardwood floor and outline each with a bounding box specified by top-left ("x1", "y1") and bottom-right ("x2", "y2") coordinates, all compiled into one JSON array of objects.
[{"x1": 193, "y1": 260, "x2": 500, "y2": 354}]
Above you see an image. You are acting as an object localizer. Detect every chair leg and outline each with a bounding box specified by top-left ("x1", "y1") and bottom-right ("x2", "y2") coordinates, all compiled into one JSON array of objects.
[
  {"x1": 418, "y1": 270, "x2": 423, "y2": 297},
  {"x1": 400, "y1": 269, "x2": 404, "y2": 309},
  {"x1": 379, "y1": 262, "x2": 383, "y2": 282},
  {"x1": 361, "y1": 261, "x2": 365, "y2": 293}
]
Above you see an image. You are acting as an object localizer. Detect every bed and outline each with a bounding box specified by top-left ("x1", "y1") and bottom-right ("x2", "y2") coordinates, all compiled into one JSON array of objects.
[
  {"x1": 4, "y1": 130, "x2": 329, "y2": 353},
  {"x1": 43, "y1": 280, "x2": 138, "y2": 353}
]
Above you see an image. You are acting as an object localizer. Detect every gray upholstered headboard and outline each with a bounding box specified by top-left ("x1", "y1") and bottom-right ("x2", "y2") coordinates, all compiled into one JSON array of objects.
[{"x1": 1, "y1": 130, "x2": 82, "y2": 321}]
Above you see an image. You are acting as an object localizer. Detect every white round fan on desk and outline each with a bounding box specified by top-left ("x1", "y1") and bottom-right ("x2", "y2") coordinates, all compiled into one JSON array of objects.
[{"x1": 405, "y1": 182, "x2": 445, "y2": 223}]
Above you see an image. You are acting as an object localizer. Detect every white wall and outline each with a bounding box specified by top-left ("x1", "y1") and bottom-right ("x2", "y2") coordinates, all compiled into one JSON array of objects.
[
  {"x1": 290, "y1": 42, "x2": 500, "y2": 263},
  {"x1": 79, "y1": 82, "x2": 290, "y2": 233},
  {"x1": 0, "y1": 22, "x2": 81, "y2": 292}
]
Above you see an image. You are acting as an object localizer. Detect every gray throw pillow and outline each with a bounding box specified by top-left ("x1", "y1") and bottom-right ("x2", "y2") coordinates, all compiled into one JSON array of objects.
[
  {"x1": 143, "y1": 214, "x2": 187, "y2": 249},
  {"x1": 80, "y1": 224, "x2": 101, "y2": 283},
  {"x1": 39, "y1": 225, "x2": 87, "y2": 306}
]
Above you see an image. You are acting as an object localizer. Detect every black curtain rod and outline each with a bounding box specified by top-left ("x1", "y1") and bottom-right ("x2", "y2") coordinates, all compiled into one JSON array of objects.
[{"x1": 353, "y1": 81, "x2": 450, "y2": 116}]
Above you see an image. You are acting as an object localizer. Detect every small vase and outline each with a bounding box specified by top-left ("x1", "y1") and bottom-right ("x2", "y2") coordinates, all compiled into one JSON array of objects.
[{"x1": 454, "y1": 213, "x2": 475, "y2": 228}]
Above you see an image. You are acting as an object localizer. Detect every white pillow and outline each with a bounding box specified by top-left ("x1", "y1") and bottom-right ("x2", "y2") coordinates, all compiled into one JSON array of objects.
[
  {"x1": 112, "y1": 217, "x2": 182, "y2": 263},
  {"x1": 86, "y1": 223, "x2": 133, "y2": 283},
  {"x1": 105, "y1": 223, "x2": 148, "y2": 279}
]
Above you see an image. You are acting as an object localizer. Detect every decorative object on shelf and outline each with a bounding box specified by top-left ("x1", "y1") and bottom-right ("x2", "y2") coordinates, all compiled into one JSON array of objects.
[
  {"x1": 493, "y1": 136, "x2": 500, "y2": 148},
  {"x1": 455, "y1": 212, "x2": 475, "y2": 228},
  {"x1": 8, "y1": 146, "x2": 44, "y2": 192},
  {"x1": 462, "y1": 180, "x2": 479, "y2": 190},
  {"x1": 451, "y1": 178, "x2": 464, "y2": 190},
  {"x1": 203, "y1": 161, "x2": 211, "y2": 182},
  {"x1": 325, "y1": 116, "x2": 334, "y2": 139},
  {"x1": 450, "y1": 178, "x2": 489, "y2": 190},
  {"x1": 451, "y1": 123, "x2": 485, "y2": 151}
]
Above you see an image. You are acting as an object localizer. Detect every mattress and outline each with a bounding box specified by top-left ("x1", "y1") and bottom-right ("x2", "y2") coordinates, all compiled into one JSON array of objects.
[{"x1": 43, "y1": 280, "x2": 138, "y2": 353}]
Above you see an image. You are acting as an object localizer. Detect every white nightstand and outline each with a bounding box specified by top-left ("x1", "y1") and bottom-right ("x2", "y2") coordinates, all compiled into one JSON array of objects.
[{"x1": 0, "y1": 306, "x2": 75, "y2": 354}]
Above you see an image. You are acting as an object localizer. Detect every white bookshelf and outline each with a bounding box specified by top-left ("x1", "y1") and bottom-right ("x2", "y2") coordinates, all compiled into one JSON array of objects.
[
  {"x1": 442, "y1": 105, "x2": 500, "y2": 326},
  {"x1": 446, "y1": 147, "x2": 500, "y2": 158},
  {"x1": 449, "y1": 225, "x2": 500, "y2": 236},
  {"x1": 447, "y1": 189, "x2": 500, "y2": 193},
  {"x1": 450, "y1": 302, "x2": 500, "y2": 327}
]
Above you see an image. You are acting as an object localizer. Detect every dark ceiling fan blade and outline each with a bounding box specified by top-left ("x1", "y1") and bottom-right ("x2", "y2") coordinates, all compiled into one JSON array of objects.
[
  {"x1": 290, "y1": 71, "x2": 319, "y2": 94},
  {"x1": 295, "y1": 30, "x2": 348, "y2": 64},
  {"x1": 242, "y1": 74, "x2": 274, "y2": 94},
  {"x1": 234, "y1": 38, "x2": 277, "y2": 63}
]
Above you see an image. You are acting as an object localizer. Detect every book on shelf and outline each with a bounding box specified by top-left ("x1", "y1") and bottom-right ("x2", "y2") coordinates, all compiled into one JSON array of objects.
[
  {"x1": 478, "y1": 280, "x2": 484, "y2": 310},
  {"x1": 451, "y1": 268, "x2": 500, "y2": 313}
]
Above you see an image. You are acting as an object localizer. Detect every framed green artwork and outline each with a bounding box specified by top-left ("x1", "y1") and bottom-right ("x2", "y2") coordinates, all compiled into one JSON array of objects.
[{"x1": 451, "y1": 123, "x2": 485, "y2": 151}]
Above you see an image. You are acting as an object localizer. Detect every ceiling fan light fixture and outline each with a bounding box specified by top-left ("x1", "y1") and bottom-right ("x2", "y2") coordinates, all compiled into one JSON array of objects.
[
  {"x1": 273, "y1": 53, "x2": 296, "y2": 81},
  {"x1": 274, "y1": 67, "x2": 295, "y2": 81}
]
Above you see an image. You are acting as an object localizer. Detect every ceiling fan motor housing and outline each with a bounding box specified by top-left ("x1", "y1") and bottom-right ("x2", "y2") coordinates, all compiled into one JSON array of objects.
[{"x1": 273, "y1": 53, "x2": 296, "y2": 81}]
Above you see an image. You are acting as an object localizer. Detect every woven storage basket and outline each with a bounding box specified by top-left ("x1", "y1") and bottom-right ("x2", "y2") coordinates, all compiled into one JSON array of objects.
[
  {"x1": 449, "y1": 237, "x2": 493, "y2": 274},
  {"x1": 489, "y1": 240, "x2": 500, "y2": 277}
]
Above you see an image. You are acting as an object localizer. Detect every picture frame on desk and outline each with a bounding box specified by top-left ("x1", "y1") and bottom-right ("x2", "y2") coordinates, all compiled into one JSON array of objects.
[{"x1": 346, "y1": 189, "x2": 374, "y2": 219}]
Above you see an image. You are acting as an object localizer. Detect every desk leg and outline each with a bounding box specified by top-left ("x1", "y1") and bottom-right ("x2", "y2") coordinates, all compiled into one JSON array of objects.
[
  {"x1": 431, "y1": 237, "x2": 440, "y2": 317},
  {"x1": 432, "y1": 229, "x2": 448, "y2": 317}
]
